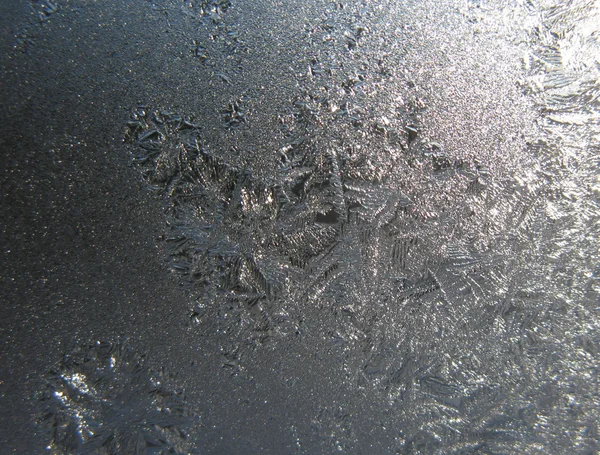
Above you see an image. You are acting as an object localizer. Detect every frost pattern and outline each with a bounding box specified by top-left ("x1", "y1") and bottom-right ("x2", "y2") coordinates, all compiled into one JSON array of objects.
[
  {"x1": 40, "y1": 341, "x2": 195, "y2": 455},
  {"x1": 123, "y1": 0, "x2": 600, "y2": 453}
]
